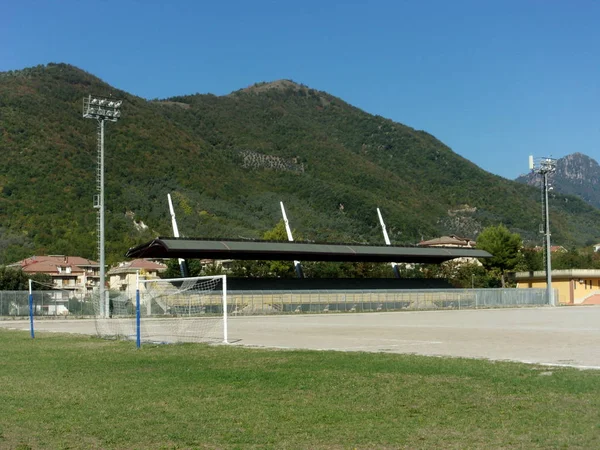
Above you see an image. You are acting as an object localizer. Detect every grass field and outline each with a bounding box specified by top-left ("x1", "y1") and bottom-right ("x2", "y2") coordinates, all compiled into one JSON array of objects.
[{"x1": 2, "y1": 329, "x2": 600, "y2": 449}]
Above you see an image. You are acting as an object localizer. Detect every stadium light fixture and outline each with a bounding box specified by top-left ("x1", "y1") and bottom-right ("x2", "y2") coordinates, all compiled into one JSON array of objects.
[
  {"x1": 83, "y1": 95, "x2": 121, "y2": 122},
  {"x1": 530, "y1": 155, "x2": 557, "y2": 306},
  {"x1": 83, "y1": 95, "x2": 122, "y2": 318}
]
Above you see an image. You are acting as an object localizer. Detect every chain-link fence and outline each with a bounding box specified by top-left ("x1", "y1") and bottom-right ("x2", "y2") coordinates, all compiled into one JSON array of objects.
[
  {"x1": 0, "y1": 288, "x2": 554, "y2": 319},
  {"x1": 227, "y1": 288, "x2": 553, "y2": 314},
  {"x1": 0, "y1": 291, "x2": 96, "y2": 318}
]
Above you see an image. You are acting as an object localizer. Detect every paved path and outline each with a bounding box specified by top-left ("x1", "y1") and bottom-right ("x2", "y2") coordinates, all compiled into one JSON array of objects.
[{"x1": 2, "y1": 307, "x2": 599, "y2": 368}]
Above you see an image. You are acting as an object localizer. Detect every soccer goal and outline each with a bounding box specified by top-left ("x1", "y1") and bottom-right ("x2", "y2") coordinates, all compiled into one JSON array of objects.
[
  {"x1": 138, "y1": 275, "x2": 227, "y2": 345},
  {"x1": 93, "y1": 275, "x2": 228, "y2": 347}
]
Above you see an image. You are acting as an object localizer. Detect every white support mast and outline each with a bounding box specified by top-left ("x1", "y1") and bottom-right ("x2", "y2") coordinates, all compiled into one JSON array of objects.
[
  {"x1": 377, "y1": 208, "x2": 401, "y2": 278},
  {"x1": 280, "y1": 201, "x2": 304, "y2": 278},
  {"x1": 168, "y1": 194, "x2": 189, "y2": 277}
]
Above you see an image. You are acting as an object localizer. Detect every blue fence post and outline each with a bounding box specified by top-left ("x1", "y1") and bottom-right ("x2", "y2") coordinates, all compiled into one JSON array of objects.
[
  {"x1": 28, "y1": 280, "x2": 34, "y2": 339},
  {"x1": 136, "y1": 289, "x2": 141, "y2": 349},
  {"x1": 29, "y1": 292, "x2": 34, "y2": 339}
]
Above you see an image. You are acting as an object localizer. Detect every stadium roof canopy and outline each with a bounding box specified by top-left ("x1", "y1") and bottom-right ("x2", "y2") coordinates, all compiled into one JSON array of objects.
[{"x1": 126, "y1": 238, "x2": 492, "y2": 264}]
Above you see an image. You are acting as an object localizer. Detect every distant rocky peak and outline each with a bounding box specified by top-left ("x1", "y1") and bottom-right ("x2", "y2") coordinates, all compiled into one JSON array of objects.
[
  {"x1": 557, "y1": 153, "x2": 600, "y2": 184},
  {"x1": 515, "y1": 152, "x2": 600, "y2": 209},
  {"x1": 237, "y1": 79, "x2": 309, "y2": 94}
]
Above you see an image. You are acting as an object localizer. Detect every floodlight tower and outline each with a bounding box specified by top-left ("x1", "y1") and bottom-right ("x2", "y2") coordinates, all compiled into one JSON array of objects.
[
  {"x1": 83, "y1": 95, "x2": 122, "y2": 318},
  {"x1": 280, "y1": 202, "x2": 304, "y2": 278},
  {"x1": 529, "y1": 155, "x2": 557, "y2": 306},
  {"x1": 377, "y1": 208, "x2": 401, "y2": 279}
]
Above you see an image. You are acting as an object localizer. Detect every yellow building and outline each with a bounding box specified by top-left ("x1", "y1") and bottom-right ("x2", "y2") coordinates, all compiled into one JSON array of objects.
[{"x1": 515, "y1": 270, "x2": 600, "y2": 305}]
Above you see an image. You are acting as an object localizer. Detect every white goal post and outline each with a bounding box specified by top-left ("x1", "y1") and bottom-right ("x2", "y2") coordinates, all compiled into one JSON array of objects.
[
  {"x1": 136, "y1": 275, "x2": 228, "y2": 346},
  {"x1": 93, "y1": 275, "x2": 228, "y2": 347}
]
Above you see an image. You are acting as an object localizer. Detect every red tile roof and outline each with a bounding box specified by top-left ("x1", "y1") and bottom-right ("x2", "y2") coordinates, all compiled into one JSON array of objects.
[
  {"x1": 108, "y1": 259, "x2": 167, "y2": 274},
  {"x1": 418, "y1": 235, "x2": 475, "y2": 247},
  {"x1": 12, "y1": 255, "x2": 99, "y2": 274}
]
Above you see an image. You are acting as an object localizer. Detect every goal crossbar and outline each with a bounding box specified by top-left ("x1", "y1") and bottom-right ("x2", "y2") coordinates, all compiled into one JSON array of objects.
[
  {"x1": 92, "y1": 275, "x2": 228, "y2": 347},
  {"x1": 136, "y1": 275, "x2": 228, "y2": 346}
]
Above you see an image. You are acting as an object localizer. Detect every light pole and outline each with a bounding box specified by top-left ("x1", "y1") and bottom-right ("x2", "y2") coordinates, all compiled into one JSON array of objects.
[
  {"x1": 529, "y1": 155, "x2": 557, "y2": 306},
  {"x1": 83, "y1": 95, "x2": 122, "y2": 318}
]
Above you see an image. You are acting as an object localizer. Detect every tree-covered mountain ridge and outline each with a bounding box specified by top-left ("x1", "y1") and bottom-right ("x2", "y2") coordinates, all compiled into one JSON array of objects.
[{"x1": 1, "y1": 62, "x2": 600, "y2": 265}]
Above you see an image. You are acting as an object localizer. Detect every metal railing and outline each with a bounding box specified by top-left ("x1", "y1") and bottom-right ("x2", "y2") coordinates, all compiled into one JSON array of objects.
[
  {"x1": 226, "y1": 288, "x2": 553, "y2": 315},
  {"x1": 0, "y1": 291, "x2": 96, "y2": 318},
  {"x1": 0, "y1": 288, "x2": 555, "y2": 319}
]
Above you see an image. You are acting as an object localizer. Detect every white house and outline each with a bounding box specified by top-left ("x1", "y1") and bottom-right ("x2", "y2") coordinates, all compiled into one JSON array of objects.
[{"x1": 107, "y1": 259, "x2": 167, "y2": 297}]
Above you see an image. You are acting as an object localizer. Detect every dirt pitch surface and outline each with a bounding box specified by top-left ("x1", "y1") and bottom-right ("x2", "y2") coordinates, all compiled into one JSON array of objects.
[{"x1": 2, "y1": 306, "x2": 599, "y2": 369}]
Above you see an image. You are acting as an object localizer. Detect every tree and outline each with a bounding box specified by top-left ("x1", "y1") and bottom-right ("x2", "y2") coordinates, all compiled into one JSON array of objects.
[
  {"x1": 302, "y1": 261, "x2": 395, "y2": 278},
  {"x1": 521, "y1": 247, "x2": 543, "y2": 271},
  {"x1": 553, "y1": 249, "x2": 594, "y2": 270},
  {"x1": 162, "y1": 259, "x2": 202, "y2": 278},
  {"x1": 435, "y1": 261, "x2": 501, "y2": 288},
  {"x1": 262, "y1": 219, "x2": 289, "y2": 241},
  {"x1": 0, "y1": 266, "x2": 51, "y2": 290},
  {"x1": 476, "y1": 225, "x2": 523, "y2": 287},
  {"x1": 261, "y1": 220, "x2": 296, "y2": 278},
  {"x1": 302, "y1": 261, "x2": 346, "y2": 278},
  {"x1": 229, "y1": 221, "x2": 297, "y2": 278},
  {"x1": 229, "y1": 259, "x2": 270, "y2": 278}
]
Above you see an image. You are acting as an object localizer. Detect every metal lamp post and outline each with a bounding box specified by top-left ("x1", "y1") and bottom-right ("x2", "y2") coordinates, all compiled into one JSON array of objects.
[
  {"x1": 529, "y1": 155, "x2": 557, "y2": 306},
  {"x1": 83, "y1": 95, "x2": 122, "y2": 318}
]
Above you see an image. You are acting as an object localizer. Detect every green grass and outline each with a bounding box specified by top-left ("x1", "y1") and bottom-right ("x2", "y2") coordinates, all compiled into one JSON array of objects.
[{"x1": 1, "y1": 329, "x2": 600, "y2": 449}]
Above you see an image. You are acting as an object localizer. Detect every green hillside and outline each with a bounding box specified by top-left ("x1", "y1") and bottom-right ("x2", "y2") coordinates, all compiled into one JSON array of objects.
[{"x1": 1, "y1": 63, "x2": 599, "y2": 265}]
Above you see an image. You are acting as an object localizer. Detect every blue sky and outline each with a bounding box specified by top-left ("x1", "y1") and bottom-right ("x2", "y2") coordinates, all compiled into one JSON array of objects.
[{"x1": 2, "y1": 0, "x2": 598, "y2": 179}]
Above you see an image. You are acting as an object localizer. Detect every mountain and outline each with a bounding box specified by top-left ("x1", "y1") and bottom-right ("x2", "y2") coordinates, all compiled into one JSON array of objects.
[
  {"x1": 516, "y1": 153, "x2": 600, "y2": 209},
  {"x1": 1, "y1": 63, "x2": 600, "y2": 265}
]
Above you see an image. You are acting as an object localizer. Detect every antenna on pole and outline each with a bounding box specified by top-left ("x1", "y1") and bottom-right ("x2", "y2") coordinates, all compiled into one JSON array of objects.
[
  {"x1": 168, "y1": 193, "x2": 189, "y2": 277},
  {"x1": 530, "y1": 156, "x2": 557, "y2": 306},
  {"x1": 280, "y1": 201, "x2": 304, "y2": 279},
  {"x1": 377, "y1": 208, "x2": 401, "y2": 279}
]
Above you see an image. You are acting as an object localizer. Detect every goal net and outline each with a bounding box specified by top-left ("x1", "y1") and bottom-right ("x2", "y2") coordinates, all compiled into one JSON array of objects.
[{"x1": 94, "y1": 275, "x2": 228, "y2": 345}]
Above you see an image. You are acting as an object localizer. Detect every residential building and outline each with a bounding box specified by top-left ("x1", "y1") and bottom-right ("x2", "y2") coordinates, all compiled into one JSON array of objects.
[
  {"x1": 11, "y1": 255, "x2": 100, "y2": 294},
  {"x1": 418, "y1": 235, "x2": 481, "y2": 266},
  {"x1": 107, "y1": 259, "x2": 167, "y2": 297},
  {"x1": 10, "y1": 255, "x2": 100, "y2": 314},
  {"x1": 418, "y1": 235, "x2": 476, "y2": 248}
]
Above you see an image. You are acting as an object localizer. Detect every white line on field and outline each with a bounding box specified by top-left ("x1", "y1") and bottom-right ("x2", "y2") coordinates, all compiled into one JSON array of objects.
[{"x1": 522, "y1": 361, "x2": 600, "y2": 370}]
